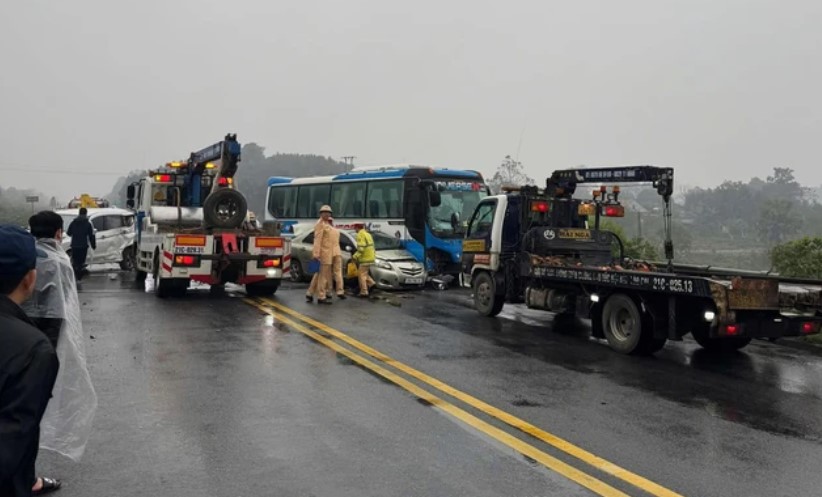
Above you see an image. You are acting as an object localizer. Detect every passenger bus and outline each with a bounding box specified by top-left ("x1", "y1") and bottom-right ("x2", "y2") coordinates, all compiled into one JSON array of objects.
[{"x1": 265, "y1": 165, "x2": 489, "y2": 275}]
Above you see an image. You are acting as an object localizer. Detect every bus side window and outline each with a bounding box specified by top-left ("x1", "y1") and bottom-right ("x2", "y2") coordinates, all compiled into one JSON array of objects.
[
  {"x1": 366, "y1": 180, "x2": 403, "y2": 218},
  {"x1": 330, "y1": 182, "x2": 365, "y2": 218},
  {"x1": 296, "y1": 185, "x2": 330, "y2": 218}
]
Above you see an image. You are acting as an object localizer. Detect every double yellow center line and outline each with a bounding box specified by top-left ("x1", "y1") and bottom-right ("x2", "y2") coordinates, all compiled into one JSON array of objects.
[{"x1": 246, "y1": 297, "x2": 683, "y2": 497}]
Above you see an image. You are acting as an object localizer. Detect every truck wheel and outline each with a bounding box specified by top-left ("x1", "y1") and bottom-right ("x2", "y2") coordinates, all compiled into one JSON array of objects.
[
  {"x1": 135, "y1": 269, "x2": 147, "y2": 288},
  {"x1": 602, "y1": 293, "x2": 646, "y2": 354},
  {"x1": 473, "y1": 271, "x2": 504, "y2": 317},
  {"x1": 203, "y1": 189, "x2": 248, "y2": 229},
  {"x1": 152, "y1": 253, "x2": 187, "y2": 298},
  {"x1": 691, "y1": 323, "x2": 752, "y2": 352},
  {"x1": 246, "y1": 280, "x2": 281, "y2": 297},
  {"x1": 153, "y1": 257, "x2": 172, "y2": 299}
]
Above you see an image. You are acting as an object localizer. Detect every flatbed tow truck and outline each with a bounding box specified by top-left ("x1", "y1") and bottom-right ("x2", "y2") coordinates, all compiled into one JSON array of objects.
[
  {"x1": 461, "y1": 166, "x2": 822, "y2": 354},
  {"x1": 126, "y1": 134, "x2": 289, "y2": 298}
]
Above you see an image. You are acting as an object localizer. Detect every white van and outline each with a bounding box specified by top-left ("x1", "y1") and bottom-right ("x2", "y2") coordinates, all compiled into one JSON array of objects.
[{"x1": 56, "y1": 208, "x2": 137, "y2": 270}]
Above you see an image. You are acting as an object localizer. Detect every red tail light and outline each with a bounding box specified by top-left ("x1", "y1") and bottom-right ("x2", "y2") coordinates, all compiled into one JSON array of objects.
[
  {"x1": 173, "y1": 255, "x2": 200, "y2": 267},
  {"x1": 603, "y1": 205, "x2": 625, "y2": 217},
  {"x1": 258, "y1": 257, "x2": 281, "y2": 268},
  {"x1": 802, "y1": 322, "x2": 815, "y2": 334},
  {"x1": 725, "y1": 324, "x2": 739, "y2": 335},
  {"x1": 217, "y1": 177, "x2": 234, "y2": 186},
  {"x1": 154, "y1": 174, "x2": 173, "y2": 183},
  {"x1": 530, "y1": 201, "x2": 549, "y2": 213}
]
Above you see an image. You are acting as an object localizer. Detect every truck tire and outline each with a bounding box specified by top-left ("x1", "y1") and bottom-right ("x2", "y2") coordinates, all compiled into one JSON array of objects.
[
  {"x1": 203, "y1": 188, "x2": 248, "y2": 229},
  {"x1": 246, "y1": 280, "x2": 280, "y2": 297},
  {"x1": 135, "y1": 269, "x2": 147, "y2": 287},
  {"x1": 473, "y1": 271, "x2": 504, "y2": 317},
  {"x1": 691, "y1": 323, "x2": 752, "y2": 352},
  {"x1": 601, "y1": 293, "x2": 665, "y2": 355},
  {"x1": 153, "y1": 253, "x2": 187, "y2": 298}
]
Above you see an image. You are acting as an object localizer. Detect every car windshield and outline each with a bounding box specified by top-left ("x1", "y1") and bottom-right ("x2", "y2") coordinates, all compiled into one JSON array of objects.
[
  {"x1": 371, "y1": 232, "x2": 402, "y2": 251},
  {"x1": 428, "y1": 188, "x2": 488, "y2": 238}
]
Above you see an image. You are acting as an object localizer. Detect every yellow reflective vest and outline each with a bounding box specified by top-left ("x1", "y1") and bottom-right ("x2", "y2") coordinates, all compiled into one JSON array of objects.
[{"x1": 354, "y1": 229, "x2": 376, "y2": 264}]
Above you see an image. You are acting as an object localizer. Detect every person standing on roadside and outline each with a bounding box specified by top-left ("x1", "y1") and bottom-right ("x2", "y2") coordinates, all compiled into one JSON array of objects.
[
  {"x1": 326, "y1": 217, "x2": 346, "y2": 300},
  {"x1": 24, "y1": 212, "x2": 98, "y2": 494},
  {"x1": 353, "y1": 223, "x2": 376, "y2": 298},
  {"x1": 0, "y1": 225, "x2": 60, "y2": 497},
  {"x1": 65, "y1": 208, "x2": 96, "y2": 280},
  {"x1": 305, "y1": 205, "x2": 334, "y2": 304}
]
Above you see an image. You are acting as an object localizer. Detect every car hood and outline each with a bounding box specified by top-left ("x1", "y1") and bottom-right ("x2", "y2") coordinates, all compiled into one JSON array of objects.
[{"x1": 376, "y1": 249, "x2": 419, "y2": 263}]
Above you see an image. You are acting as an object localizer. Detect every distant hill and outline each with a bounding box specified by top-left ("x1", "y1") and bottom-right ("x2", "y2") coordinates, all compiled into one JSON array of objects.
[
  {"x1": 0, "y1": 185, "x2": 52, "y2": 226},
  {"x1": 236, "y1": 143, "x2": 347, "y2": 215},
  {"x1": 104, "y1": 143, "x2": 347, "y2": 216}
]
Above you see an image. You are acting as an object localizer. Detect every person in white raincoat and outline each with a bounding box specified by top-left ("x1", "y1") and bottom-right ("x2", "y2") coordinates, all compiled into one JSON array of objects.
[{"x1": 23, "y1": 211, "x2": 97, "y2": 491}]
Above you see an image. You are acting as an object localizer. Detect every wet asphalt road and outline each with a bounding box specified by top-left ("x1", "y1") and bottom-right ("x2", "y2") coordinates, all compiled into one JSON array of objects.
[{"x1": 37, "y1": 270, "x2": 822, "y2": 497}]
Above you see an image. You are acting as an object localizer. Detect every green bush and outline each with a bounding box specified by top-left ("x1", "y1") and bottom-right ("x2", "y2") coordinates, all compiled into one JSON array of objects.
[{"x1": 770, "y1": 237, "x2": 822, "y2": 278}]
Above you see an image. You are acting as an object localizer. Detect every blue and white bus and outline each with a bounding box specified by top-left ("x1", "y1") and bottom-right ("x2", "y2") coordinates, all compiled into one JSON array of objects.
[{"x1": 265, "y1": 165, "x2": 489, "y2": 275}]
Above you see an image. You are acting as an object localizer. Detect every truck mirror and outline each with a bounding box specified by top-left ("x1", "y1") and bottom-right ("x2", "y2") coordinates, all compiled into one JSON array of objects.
[
  {"x1": 126, "y1": 199, "x2": 135, "y2": 209},
  {"x1": 429, "y1": 191, "x2": 442, "y2": 207},
  {"x1": 126, "y1": 184, "x2": 135, "y2": 200}
]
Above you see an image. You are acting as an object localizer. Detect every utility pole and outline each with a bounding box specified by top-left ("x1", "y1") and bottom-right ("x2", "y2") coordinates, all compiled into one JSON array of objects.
[
  {"x1": 341, "y1": 156, "x2": 356, "y2": 172},
  {"x1": 637, "y1": 211, "x2": 642, "y2": 239}
]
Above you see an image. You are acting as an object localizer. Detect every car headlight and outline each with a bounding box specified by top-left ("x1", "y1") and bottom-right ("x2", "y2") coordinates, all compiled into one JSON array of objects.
[{"x1": 375, "y1": 259, "x2": 392, "y2": 270}]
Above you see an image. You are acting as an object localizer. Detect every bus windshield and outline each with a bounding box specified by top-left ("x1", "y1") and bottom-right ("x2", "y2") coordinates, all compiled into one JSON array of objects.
[{"x1": 428, "y1": 189, "x2": 487, "y2": 237}]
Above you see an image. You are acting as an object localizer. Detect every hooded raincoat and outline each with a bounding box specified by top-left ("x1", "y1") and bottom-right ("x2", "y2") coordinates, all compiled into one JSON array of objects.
[{"x1": 21, "y1": 238, "x2": 97, "y2": 461}]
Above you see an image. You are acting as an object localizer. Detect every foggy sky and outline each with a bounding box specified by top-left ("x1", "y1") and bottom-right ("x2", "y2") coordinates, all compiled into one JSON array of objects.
[{"x1": 1, "y1": 0, "x2": 821, "y2": 201}]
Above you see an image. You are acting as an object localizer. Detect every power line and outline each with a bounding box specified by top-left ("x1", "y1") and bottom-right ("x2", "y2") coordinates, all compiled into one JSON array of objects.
[{"x1": 0, "y1": 165, "x2": 129, "y2": 176}]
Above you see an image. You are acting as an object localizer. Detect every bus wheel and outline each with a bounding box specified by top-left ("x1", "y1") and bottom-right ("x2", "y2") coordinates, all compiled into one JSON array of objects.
[
  {"x1": 473, "y1": 272, "x2": 504, "y2": 317},
  {"x1": 602, "y1": 293, "x2": 646, "y2": 354},
  {"x1": 692, "y1": 323, "x2": 752, "y2": 352}
]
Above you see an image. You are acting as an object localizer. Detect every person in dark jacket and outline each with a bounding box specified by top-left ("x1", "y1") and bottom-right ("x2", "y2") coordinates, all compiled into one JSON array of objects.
[
  {"x1": 65, "y1": 208, "x2": 96, "y2": 279},
  {"x1": 0, "y1": 225, "x2": 60, "y2": 497}
]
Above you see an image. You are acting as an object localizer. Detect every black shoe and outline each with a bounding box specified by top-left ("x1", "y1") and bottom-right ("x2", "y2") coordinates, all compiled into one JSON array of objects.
[
  {"x1": 337, "y1": 294, "x2": 347, "y2": 300},
  {"x1": 317, "y1": 298, "x2": 333, "y2": 305},
  {"x1": 306, "y1": 295, "x2": 313, "y2": 303}
]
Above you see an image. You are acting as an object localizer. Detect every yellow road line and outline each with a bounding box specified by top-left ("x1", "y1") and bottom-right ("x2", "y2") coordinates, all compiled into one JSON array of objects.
[
  {"x1": 247, "y1": 299, "x2": 630, "y2": 497},
  {"x1": 255, "y1": 297, "x2": 683, "y2": 497}
]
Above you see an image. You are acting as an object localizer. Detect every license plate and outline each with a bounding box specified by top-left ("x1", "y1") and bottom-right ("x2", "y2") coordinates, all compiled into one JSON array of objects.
[{"x1": 405, "y1": 277, "x2": 424, "y2": 285}]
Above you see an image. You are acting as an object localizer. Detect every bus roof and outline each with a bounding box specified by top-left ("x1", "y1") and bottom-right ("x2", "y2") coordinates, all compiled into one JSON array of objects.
[{"x1": 267, "y1": 166, "x2": 484, "y2": 187}]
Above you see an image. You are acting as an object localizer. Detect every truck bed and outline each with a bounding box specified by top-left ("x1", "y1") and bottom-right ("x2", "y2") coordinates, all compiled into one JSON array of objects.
[{"x1": 525, "y1": 257, "x2": 822, "y2": 316}]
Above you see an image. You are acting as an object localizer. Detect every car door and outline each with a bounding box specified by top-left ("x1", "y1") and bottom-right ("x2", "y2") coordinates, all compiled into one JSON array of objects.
[
  {"x1": 108, "y1": 214, "x2": 135, "y2": 260},
  {"x1": 90, "y1": 215, "x2": 119, "y2": 263},
  {"x1": 339, "y1": 232, "x2": 356, "y2": 278},
  {"x1": 296, "y1": 232, "x2": 314, "y2": 268}
]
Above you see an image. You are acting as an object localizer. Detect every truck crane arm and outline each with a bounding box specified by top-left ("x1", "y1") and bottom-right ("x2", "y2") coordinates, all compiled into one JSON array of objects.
[
  {"x1": 186, "y1": 133, "x2": 242, "y2": 195},
  {"x1": 546, "y1": 166, "x2": 674, "y2": 200},
  {"x1": 546, "y1": 165, "x2": 676, "y2": 265}
]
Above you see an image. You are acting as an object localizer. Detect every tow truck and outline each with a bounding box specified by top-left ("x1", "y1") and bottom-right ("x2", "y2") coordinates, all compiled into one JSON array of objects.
[
  {"x1": 67, "y1": 194, "x2": 111, "y2": 209},
  {"x1": 461, "y1": 166, "x2": 822, "y2": 354},
  {"x1": 126, "y1": 134, "x2": 290, "y2": 298}
]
